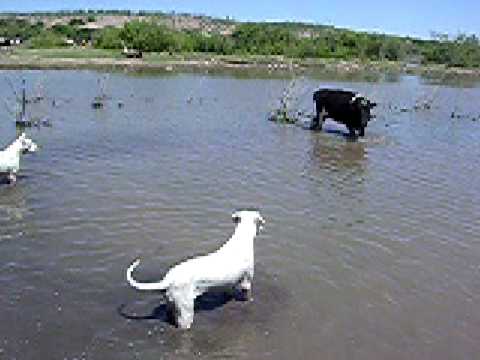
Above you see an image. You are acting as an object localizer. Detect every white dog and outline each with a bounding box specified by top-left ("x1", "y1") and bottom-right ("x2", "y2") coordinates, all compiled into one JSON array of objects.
[
  {"x1": 0, "y1": 133, "x2": 38, "y2": 184},
  {"x1": 126, "y1": 210, "x2": 265, "y2": 329}
]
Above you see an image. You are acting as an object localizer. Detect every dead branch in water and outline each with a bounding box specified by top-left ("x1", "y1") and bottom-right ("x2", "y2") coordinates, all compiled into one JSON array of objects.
[{"x1": 268, "y1": 76, "x2": 314, "y2": 124}]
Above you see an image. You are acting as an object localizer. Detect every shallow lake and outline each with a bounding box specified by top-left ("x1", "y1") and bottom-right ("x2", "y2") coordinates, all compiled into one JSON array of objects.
[{"x1": 0, "y1": 70, "x2": 479, "y2": 360}]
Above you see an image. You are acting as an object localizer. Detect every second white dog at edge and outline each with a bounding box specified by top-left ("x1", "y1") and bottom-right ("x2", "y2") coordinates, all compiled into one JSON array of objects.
[
  {"x1": 0, "y1": 132, "x2": 38, "y2": 184},
  {"x1": 127, "y1": 209, "x2": 266, "y2": 329}
]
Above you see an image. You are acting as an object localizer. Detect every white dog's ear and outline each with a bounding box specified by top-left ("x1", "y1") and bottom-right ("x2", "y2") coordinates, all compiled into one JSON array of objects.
[
  {"x1": 232, "y1": 211, "x2": 241, "y2": 224},
  {"x1": 257, "y1": 214, "x2": 266, "y2": 225},
  {"x1": 256, "y1": 214, "x2": 265, "y2": 231}
]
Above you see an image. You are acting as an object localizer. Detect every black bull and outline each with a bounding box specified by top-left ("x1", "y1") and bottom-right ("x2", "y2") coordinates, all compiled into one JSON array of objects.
[{"x1": 311, "y1": 89, "x2": 376, "y2": 137}]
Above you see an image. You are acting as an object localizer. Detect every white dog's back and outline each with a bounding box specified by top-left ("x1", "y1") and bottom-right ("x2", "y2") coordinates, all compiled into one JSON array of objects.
[{"x1": 127, "y1": 222, "x2": 255, "y2": 290}]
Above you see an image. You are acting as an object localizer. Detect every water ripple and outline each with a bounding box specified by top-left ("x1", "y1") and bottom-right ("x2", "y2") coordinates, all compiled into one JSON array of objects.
[{"x1": 0, "y1": 71, "x2": 479, "y2": 359}]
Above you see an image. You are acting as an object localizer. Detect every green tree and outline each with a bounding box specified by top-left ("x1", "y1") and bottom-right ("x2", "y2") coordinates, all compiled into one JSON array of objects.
[
  {"x1": 28, "y1": 31, "x2": 66, "y2": 48},
  {"x1": 381, "y1": 37, "x2": 406, "y2": 61},
  {"x1": 94, "y1": 26, "x2": 124, "y2": 49},
  {"x1": 120, "y1": 20, "x2": 174, "y2": 52}
]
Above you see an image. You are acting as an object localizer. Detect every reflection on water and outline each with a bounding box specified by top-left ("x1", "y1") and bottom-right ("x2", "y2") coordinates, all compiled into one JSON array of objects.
[
  {"x1": 0, "y1": 70, "x2": 480, "y2": 360},
  {"x1": 308, "y1": 132, "x2": 367, "y2": 170},
  {"x1": 0, "y1": 185, "x2": 28, "y2": 224},
  {"x1": 305, "y1": 132, "x2": 367, "y2": 197}
]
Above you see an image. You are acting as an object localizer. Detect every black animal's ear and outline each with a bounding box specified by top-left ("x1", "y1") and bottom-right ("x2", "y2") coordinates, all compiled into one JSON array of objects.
[
  {"x1": 370, "y1": 102, "x2": 377, "y2": 108},
  {"x1": 350, "y1": 95, "x2": 361, "y2": 104}
]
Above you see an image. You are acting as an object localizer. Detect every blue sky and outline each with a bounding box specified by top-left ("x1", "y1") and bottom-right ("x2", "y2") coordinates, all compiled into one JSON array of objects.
[{"x1": 0, "y1": 0, "x2": 478, "y2": 39}]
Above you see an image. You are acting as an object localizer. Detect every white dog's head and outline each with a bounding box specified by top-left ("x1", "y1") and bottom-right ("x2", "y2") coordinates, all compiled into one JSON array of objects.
[
  {"x1": 18, "y1": 133, "x2": 38, "y2": 153},
  {"x1": 232, "y1": 209, "x2": 265, "y2": 232}
]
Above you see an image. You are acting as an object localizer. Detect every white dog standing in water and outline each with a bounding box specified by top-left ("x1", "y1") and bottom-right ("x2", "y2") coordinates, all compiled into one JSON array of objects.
[
  {"x1": 0, "y1": 133, "x2": 38, "y2": 184},
  {"x1": 127, "y1": 210, "x2": 265, "y2": 329}
]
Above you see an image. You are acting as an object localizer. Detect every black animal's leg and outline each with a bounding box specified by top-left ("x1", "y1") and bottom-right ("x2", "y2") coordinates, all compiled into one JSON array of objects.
[
  {"x1": 311, "y1": 102, "x2": 325, "y2": 131},
  {"x1": 347, "y1": 126, "x2": 357, "y2": 138},
  {"x1": 310, "y1": 114, "x2": 320, "y2": 130},
  {"x1": 317, "y1": 106, "x2": 328, "y2": 131},
  {"x1": 358, "y1": 127, "x2": 365, "y2": 137},
  {"x1": 317, "y1": 114, "x2": 324, "y2": 131}
]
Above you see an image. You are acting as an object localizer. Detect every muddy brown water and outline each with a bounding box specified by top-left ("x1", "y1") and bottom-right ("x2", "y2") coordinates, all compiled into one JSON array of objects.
[{"x1": 0, "y1": 70, "x2": 479, "y2": 360}]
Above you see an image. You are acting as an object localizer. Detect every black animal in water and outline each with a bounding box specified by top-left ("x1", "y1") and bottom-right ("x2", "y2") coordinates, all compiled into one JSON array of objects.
[{"x1": 311, "y1": 89, "x2": 376, "y2": 137}]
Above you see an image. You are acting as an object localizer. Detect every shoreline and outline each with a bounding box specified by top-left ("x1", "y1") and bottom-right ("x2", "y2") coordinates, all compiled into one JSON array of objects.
[{"x1": 1, "y1": 49, "x2": 480, "y2": 78}]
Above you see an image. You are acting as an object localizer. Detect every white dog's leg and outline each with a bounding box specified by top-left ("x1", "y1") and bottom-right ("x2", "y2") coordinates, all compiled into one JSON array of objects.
[
  {"x1": 237, "y1": 273, "x2": 253, "y2": 301},
  {"x1": 8, "y1": 172, "x2": 17, "y2": 185},
  {"x1": 176, "y1": 297, "x2": 195, "y2": 329},
  {"x1": 169, "y1": 287, "x2": 195, "y2": 329},
  {"x1": 166, "y1": 299, "x2": 178, "y2": 325}
]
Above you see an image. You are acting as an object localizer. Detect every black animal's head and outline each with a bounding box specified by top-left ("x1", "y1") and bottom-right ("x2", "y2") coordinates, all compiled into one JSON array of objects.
[
  {"x1": 350, "y1": 94, "x2": 376, "y2": 126},
  {"x1": 350, "y1": 93, "x2": 376, "y2": 109}
]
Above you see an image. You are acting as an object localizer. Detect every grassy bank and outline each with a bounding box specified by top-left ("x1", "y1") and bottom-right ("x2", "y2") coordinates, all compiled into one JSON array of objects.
[{"x1": 1, "y1": 48, "x2": 479, "y2": 78}]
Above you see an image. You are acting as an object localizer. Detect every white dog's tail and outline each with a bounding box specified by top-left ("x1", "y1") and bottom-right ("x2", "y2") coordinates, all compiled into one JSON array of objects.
[{"x1": 126, "y1": 259, "x2": 170, "y2": 291}]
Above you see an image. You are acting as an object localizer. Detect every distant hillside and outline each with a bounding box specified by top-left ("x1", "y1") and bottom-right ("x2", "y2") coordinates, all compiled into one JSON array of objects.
[
  {"x1": 0, "y1": 10, "x2": 235, "y2": 34},
  {"x1": 0, "y1": 10, "x2": 479, "y2": 68}
]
